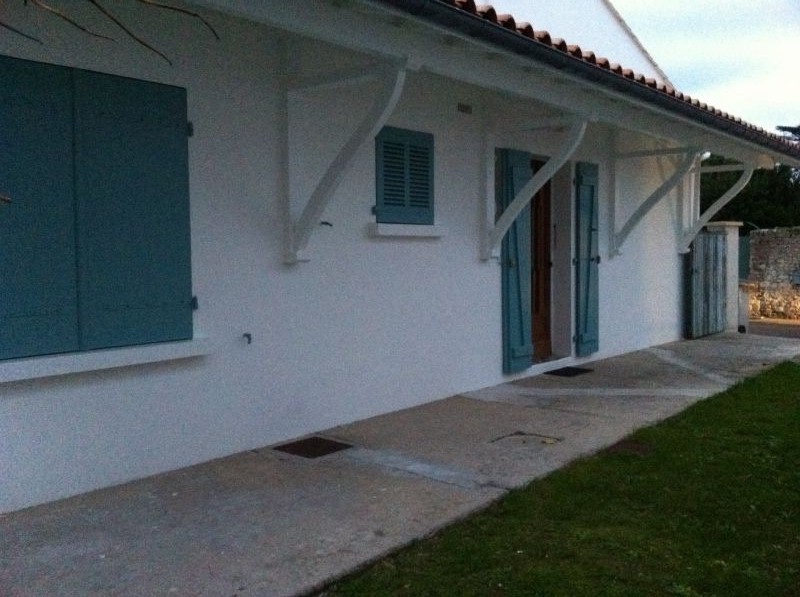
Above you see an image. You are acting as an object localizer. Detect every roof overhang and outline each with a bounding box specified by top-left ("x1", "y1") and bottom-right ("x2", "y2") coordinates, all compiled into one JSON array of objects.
[{"x1": 192, "y1": 0, "x2": 800, "y2": 168}]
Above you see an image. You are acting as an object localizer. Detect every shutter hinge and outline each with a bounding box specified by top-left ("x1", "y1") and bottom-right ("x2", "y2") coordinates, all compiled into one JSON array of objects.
[
  {"x1": 572, "y1": 257, "x2": 578, "y2": 266},
  {"x1": 191, "y1": 296, "x2": 199, "y2": 310},
  {"x1": 187, "y1": 121, "x2": 194, "y2": 137},
  {"x1": 371, "y1": 205, "x2": 378, "y2": 215}
]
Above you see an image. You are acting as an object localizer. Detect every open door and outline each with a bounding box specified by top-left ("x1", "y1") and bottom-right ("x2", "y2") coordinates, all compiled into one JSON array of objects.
[{"x1": 531, "y1": 160, "x2": 552, "y2": 359}]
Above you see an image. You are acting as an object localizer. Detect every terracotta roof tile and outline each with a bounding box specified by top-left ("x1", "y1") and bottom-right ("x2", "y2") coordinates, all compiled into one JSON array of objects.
[
  {"x1": 476, "y1": 5, "x2": 497, "y2": 22},
  {"x1": 403, "y1": 0, "x2": 800, "y2": 159},
  {"x1": 454, "y1": 0, "x2": 476, "y2": 12},
  {"x1": 516, "y1": 21, "x2": 533, "y2": 37},
  {"x1": 497, "y1": 14, "x2": 516, "y2": 30}
]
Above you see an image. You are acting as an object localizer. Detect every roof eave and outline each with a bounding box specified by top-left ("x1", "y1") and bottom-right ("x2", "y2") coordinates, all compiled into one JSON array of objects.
[{"x1": 369, "y1": 0, "x2": 800, "y2": 166}]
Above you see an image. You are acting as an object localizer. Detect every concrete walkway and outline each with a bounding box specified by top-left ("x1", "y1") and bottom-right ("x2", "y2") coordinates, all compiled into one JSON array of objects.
[
  {"x1": 3, "y1": 333, "x2": 800, "y2": 597},
  {"x1": 749, "y1": 317, "x2": 800, "y2": 339}
]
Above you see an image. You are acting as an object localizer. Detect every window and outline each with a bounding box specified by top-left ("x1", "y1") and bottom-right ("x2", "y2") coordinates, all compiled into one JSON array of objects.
[
  {"x1": 0, "y1": 56, "x2": 193, "y2": 361},
  {"x1": 375, "y1": 126, "x2": 434, "y2": 225}
]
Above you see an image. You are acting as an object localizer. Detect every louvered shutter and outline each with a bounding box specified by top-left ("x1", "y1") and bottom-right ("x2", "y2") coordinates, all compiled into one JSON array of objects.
[{"x1": 375, "y1": 127, "x2": 434, "y2": 224}]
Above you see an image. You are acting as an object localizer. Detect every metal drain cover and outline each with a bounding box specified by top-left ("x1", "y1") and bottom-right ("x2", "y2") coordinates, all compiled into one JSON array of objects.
[
  {"x1": 545, "y1": 366, "x2": 593, "y2": 377},
  {"x1": 273, "y1": 436, "x2": 352, "y2": 458},
  {"x1": 490, "y1": 431, "x2": 561, "y2": 446}
]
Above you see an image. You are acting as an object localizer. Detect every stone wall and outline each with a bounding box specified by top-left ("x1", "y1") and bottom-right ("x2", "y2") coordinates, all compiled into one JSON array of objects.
[{"x1": 748, "y1": 227, "x2": 800, "y2": 319}]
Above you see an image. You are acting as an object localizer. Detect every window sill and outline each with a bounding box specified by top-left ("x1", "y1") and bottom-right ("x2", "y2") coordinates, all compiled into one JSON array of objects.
[
  {"x1": 368, "y1": 223, "x2": 447, "y2": 238},
  {"x1": 0, "y1": 336, "x2": 212, "y2": 384}
]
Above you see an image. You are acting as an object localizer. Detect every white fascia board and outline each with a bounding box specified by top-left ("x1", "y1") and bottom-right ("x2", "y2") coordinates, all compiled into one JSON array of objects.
[{"x1": 191, "y1": 0, "x2": 787, "y2": 167}]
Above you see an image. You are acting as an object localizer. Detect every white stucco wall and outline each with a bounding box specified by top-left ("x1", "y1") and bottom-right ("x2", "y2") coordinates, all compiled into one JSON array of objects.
[{"x1": 0, "y1": 1, "x2": 687, "y2": 512}]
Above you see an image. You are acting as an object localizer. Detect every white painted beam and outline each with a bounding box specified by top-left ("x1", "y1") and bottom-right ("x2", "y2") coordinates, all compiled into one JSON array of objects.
[
  {"x1": 611, "y1": 150, "x2": 698, "y2": 255},
  {"x1": 193, "y1": 0, "x2": 789, "y2": 168},
  {"x1": 285, "y1": 59, "x2": 408, "y2": 264},
  {"x1": 613, "y1": 146, "x2": 696, "y2": 160},
  {"x1": 286, "y1": 63, "x2": 383, "y2": 92},
  {"x1": 498, "y1": 115, "x2": 585, "y2": 134},
  {"x1": 483, "y1": 119, "x2": 587, "y2": 260},
  {"x1": 700, "y1": 164, "x2": 748, "y2": 174},
  {"x1": 680, "y1": 166, "x2": 754, "y2": 252}
]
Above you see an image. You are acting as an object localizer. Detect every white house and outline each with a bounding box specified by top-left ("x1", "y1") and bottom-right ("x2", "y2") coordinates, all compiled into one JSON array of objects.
[{"x1": 1, "y1": 0, "x2": 798, "y2": 513}]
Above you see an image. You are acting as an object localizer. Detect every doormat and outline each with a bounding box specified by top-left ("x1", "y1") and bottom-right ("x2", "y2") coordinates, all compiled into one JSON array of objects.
[
  {"x1": 545, "y1": 366, "x2": 594, "y2": 377},
  {"x1": 273, "y1": 436, "x2": 352, "y2": 458}
]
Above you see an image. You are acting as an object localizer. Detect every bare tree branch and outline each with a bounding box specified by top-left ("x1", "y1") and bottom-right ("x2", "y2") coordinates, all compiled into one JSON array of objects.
[
  {"x1": 88, "y1": 0, "x2": 173, "y2": 65},
  {"x1": 29, "y1": 0, "x2": 115, "y2": 41},
  {"x1": 4, "y1": 0, "x2": 220, "y2": 64},
  {"x1": 136, "y1": 0, "x2": 220, "y2": 40},
  {"x1": 0, "y1": 18, "x2": 44, "y2": 44}
]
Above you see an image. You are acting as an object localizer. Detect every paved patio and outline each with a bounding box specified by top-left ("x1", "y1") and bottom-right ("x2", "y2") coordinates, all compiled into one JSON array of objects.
[{"x1": 3, "y1": 332, "x2": 800, "y2": 597}]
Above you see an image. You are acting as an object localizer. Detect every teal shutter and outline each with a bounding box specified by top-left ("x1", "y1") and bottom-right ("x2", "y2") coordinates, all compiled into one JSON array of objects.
[
  {"x1": 0, "y1": 57, "x2": 80, "y2": 359},
  {"x1": 74, "y1": 71, "x2": 192, "y2": 350},
  {"x1": 375, "y1": 126, "x2": 434, "y2": 224},
  {"x1": 498, "y1": 149, "x2": 534, "y2": 374},
  {"x1": 575, "y1": 162, "x2": 600, "y2": 356}
]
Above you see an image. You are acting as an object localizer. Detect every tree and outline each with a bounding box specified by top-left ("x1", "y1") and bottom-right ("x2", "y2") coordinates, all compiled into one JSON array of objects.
[{"x1": 777, "y1": 124, "x2": 800, "y2": 141}]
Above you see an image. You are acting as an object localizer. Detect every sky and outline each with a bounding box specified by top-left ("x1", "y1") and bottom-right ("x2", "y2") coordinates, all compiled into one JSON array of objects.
[{"x1": 494, "y1": 0, "x2": 800, "y2": 133}]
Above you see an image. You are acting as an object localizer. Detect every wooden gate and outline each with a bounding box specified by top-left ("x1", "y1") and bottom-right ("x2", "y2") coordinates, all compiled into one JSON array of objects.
[{"x1": 686, "y1": 230, "x2": 727, "y2": 338}]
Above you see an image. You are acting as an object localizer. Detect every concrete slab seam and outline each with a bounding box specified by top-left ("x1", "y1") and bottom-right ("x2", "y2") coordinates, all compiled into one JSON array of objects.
[
  {"x1": 344, "y1": 447, "x2": 503, "y2": 490},
  {"x1": 645, "y1": 347, "x2": 735, "y2": 386}
]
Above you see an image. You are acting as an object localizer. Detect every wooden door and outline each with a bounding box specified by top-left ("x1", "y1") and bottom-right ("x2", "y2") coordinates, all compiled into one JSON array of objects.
[
  {"x1": 531, "y1": 160, "x2": 552, "y2": 359},
  {"x1": 686, "y1": 231, "x2": 727, "y2": 338}
]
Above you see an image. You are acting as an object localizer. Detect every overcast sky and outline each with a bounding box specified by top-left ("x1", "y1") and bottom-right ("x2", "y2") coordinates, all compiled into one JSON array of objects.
[
  {"x1": 494, "y1": 0, "x2": 800, "y2": 133},
  {"x1": 611, "y1": 0, "x2": 799, "y2": 132}
]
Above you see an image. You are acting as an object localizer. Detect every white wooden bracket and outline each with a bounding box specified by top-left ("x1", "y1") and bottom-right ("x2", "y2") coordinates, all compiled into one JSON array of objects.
[
  {"x1": 679, "y1": 163, "x2": 754, "y2": 252},
  {"x1": 283, "y1": 59, "x2": 408, "y2": 264},
  {"x1": 609, "y1": 149, "x2": 698, "y2": 255},
  {"x1": 482, "y1": 118, "x2": 587, "y2": 260}
]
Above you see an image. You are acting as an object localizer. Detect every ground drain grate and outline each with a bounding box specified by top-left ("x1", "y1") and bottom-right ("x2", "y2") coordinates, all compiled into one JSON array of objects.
[
  {"x1": 273, "y1": 436, "x2": 352, "y2": 458},
  {"x1": 545, "y1": 366, "x2": 593, "y2": 377},
  {"x1": 490, "y1": 430, "x2": 562, "y2": 446}
]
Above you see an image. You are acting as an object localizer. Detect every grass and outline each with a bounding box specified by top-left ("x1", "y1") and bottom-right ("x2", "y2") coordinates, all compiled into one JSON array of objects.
[{"x1": 323, "y1": 362, "x2": 800, "y2": 597}]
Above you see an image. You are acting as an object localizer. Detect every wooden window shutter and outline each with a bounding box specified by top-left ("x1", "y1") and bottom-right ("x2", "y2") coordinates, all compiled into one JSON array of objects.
[
  {"x1": 0, "y1": 56, "x2": 80, "y2": 360},
  {"x1": 498, "y1": 149, "x2": 534, "y2": 374},
  {"x1": 74, "y1": 71, "x2": 193, "y2": 350},
  {"x1": 575, "y1": 162, "x2": 600, "y2": 357},
  {"x1": 375, "y1": 126, "x2": 434, "y2": 224}
]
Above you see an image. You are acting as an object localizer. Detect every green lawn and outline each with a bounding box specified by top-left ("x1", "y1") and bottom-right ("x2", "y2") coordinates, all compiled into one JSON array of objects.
[{"x1": 324, "y1": 362, "x2": 800, "y2": 597}]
